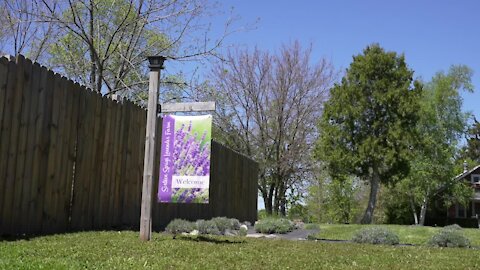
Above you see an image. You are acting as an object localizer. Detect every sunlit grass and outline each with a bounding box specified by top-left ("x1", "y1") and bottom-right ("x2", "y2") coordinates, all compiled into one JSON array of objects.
[
  {"x1": 317, "y1": 224, "x2": 480, "y2": 246},
  {"x1": 1, "y1": 231, "x2": 479, "y2": 269}
]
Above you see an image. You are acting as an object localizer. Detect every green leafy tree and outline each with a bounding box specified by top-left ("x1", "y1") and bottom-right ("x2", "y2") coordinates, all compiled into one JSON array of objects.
[
  {"x1": 306, "y1": 170, "x2": 365, "y2": 224},
  {"x1": 323, "y1": 176, "x2": 360, "y2": 223},
  {"x1": 287, "y1": 203, "x2": 310, "y2": 222},
  {"x1": 315, "y1": 44, "x2": 421, "y2": 224},
  {"x1": 397, "y1": 65, "x2": 474, "y2": 225},
  {"x1": 305, "y1": 175, "x2": 325, "y2": 223}
]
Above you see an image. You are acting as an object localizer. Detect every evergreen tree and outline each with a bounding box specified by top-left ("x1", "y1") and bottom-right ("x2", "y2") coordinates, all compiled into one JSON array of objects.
[{"x1": 315, "y1": 44, "x2": 421, "y2": 224}]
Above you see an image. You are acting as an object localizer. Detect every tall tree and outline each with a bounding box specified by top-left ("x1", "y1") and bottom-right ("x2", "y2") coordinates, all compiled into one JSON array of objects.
[
  {"x1": 201, "y1": 42, "x2": 336, "y2": 215},
  {"x1": 398, "y1": 65, "x2": 474, "y2": 225},
  {"x1": 315, "y1": 44, "x2": 421, "y2": 224}
]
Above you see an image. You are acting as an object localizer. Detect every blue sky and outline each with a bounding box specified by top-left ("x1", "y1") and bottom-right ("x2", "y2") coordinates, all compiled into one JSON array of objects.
[
  {"x1": 189, "y1": 0, "x2": 479, "y2": 120},
  {"x1": 189, "y1": 0, "x2": 480, "y2": 210}
]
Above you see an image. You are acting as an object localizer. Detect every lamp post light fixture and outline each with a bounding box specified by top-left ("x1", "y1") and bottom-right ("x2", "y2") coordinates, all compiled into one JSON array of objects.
[
  {"x1": 140, "y1": 55, "x2": 166, "y2": 241},
  {"x1": 148, "y1": 56, "x2": 166, "y2": 70}
]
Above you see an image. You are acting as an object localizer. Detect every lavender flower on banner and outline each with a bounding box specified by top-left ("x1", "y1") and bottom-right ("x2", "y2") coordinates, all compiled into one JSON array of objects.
[
  {"x1": 173, "y1": 121, "x2": 211, "y2": 177},
  {"x1": 171, "y1": 188, "x2": 208, "y2": 203}
]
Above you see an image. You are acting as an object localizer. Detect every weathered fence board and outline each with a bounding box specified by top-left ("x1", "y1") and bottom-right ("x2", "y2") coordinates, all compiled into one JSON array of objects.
[
  {"x1": 30, "y1": 66, "x2": 52, "y2": 234},
  {"x1": 23, "y1": 63, "x2": 42, "y2": 234},
  {"x1": 0, "y1": 57, "x2": 11, "y2": 233},
  {"x1": 2, "y1": 57, "x2": 21, "y2": 235},
  {"x1": 16, "y1": 58, "x2": 34, "y2": 234},
  {"x1": 0, "y1": 55, "x2": 258, "y2": 236}
]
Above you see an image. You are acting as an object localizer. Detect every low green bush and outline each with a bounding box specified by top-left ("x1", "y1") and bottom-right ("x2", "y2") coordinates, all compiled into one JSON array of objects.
[
  {"x1": 211, "y1": 217, "x2": 232, "y2": 234},
  {"x1": 239, "y1": 225, "x2": 248, "y2": 237},
  {"x1": 352, "y1": 227, "x2": 399, "y2": 245},
  {"x1": 196, "y1": 219, "x2": 221, "y2": 235},
  {"x1": 210, "y1": 217, "x2": 242, "y2": 234},
  {"x1": 428, "y1": 226, "x2": 470, "y2": 248},
  {"x1": 165, "y1": 219, "x2": 196, "y2": 234},
  {"x1": 443, "y1": 224, "x2": 462, "y2": 231},
  {"x1": 254, "y1": 218, "x2": 294, "y2": 234},
  {"x1": 230, "y1": 218, "x2": 241, "y2": 230}
]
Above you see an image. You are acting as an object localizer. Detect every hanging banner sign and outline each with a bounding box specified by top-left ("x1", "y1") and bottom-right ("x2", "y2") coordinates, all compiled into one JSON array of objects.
[{"x1": 158, "y1": 114, "x2": 212, "y2": 203}]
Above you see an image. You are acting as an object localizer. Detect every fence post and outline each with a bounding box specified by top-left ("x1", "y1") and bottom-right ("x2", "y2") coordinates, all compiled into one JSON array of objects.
[{"x1": 140, "y1": 56, "x2": 165, "y2": 241}]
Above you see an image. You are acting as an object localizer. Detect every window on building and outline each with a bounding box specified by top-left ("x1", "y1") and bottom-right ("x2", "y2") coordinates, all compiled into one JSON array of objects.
[
  {"x1": 472, "y1": 174, "x2": 480, "y2": 184},
  {"x1": 474, "y1": 202, "x2": 480, "y2": 217},
  {"x1": 456, "y1": 204, "x2": 467, "y2": 218}
]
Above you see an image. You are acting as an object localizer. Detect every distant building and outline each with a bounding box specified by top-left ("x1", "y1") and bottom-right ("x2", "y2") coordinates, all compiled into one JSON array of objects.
[{"x1": 427, "y1": 165, "x2": 480, "y2": 228}]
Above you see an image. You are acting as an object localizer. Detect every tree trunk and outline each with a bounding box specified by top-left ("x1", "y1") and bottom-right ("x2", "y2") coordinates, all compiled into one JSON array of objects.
[
  {"x1": 96, "y1": 65, "x2": 103, "y2": 94},
  {"x1": 273, "y1": 184, "x2": 280, "y2": 216},
  {"x1": 272, "y1": 180, "x2": 287, "y2": 216},
  {"x1": 342, "y1": 200, "x2": 351, "y2": 223},
  {"x1": 264, "y1": 184, "x2": 275, "y2": 215},
  {"x1": 89, "y1": 0, "x2": 96, "y2": 91},
  {"x1": 419, "y1": 196, "x2": 428, "y2": 226},
  {"x1": 360, "y1": 170, "x2": 380, "y2": 224},
  {"x1": 262, "y1": 192, "x2": 272, "y2": 215},
  {"x1": 409, "y1": 195, "x2": 419, "y2": 225},
  {"x1": 279, "y1": 184, "x2": 287, "y2": 216}
]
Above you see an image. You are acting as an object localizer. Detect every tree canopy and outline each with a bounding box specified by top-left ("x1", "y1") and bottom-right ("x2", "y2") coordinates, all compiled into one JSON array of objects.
[
  {"x1": 403, "y1": 65, "x2": 474, "y2": 225},
  {"x1": 315, "y1": 44, "x2": 421, "y2": 224},
  {"x1": 0, "y1": 0, "x2": 236, "y2": 102},
  {"x1": 201, "y1": 42, "x2": 336, "y2": 215}
]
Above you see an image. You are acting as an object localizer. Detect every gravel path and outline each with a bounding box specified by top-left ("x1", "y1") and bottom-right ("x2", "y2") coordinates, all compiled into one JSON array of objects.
[
  {"x1": 279, "y1": 229, "x2": 318, "y2": 240},
  {"x1": 246, "y1": 229, "x2": 319, "y2": 240}
]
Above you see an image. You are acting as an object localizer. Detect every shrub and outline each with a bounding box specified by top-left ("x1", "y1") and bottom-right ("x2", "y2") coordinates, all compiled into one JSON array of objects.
[
  {"x1": 257, "y1": 209, "x2": 268, "y2": 220},
  {"x1": 254, "y1": 218, "x2": 294, "y2": 234},
  {"x1": 352, "y1": 227, "x2": 399, "y2": 245},
  {"x1": 230, "y1": 218, "x2": 241, "y2": 230},
  {"x1": 196, "y1": 219, "x2": 221, "y2": 235},
  {"x1": 443, "y1": 224, "x2": 462, "y2": 231},
  {"x1": 239, "y1": 225, "x2": 248, "y2": 237},
  {"x1": 165, "y1": 219, "x2": 196, "y2": 234},
  {"x1": 211, "y1": 217, "x2": 232, "y2": 234},
  {"x1": 428, "y1": 226, "x2": 470, "y2": 248},
  {"x1": 210, "y1": 217, "x2": 241, "y2": 234}
]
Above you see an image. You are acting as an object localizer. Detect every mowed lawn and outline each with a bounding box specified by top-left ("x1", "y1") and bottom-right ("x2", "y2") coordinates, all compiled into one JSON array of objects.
[
  {"x1": 1, "y1": 231, "x2": 480, "y2": 269},
  {"x1": 317, "y1": 224, "x2": 480, "y2": 246}
]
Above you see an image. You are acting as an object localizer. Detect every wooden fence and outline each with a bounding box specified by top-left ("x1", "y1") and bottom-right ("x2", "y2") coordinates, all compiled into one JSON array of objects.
[{"x1": 0, "y1": 55, "x2": 258, "y2": 236}]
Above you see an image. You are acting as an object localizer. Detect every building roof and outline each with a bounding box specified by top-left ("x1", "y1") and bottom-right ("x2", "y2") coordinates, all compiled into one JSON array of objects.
[
  {"x1": 453, "y1": 164, "x2": 480, "y2": 181},
  {"x1": 433, "y1": 164, "x2": 480, "y2": 197}
]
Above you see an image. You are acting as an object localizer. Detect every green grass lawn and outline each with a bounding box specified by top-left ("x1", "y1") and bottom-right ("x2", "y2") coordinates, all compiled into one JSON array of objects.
[
  {"x1": 1, "y1": 231, "x2": 480, "y2": 269},
  {"x1": 317, "y1": 224, "x2": 480, "y2": 246}
]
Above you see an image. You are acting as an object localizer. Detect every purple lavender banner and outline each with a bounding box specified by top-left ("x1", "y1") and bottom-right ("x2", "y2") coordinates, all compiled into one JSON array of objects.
[{"x1": 158, "y1": 114, "x2": 212, "y2": 203}]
